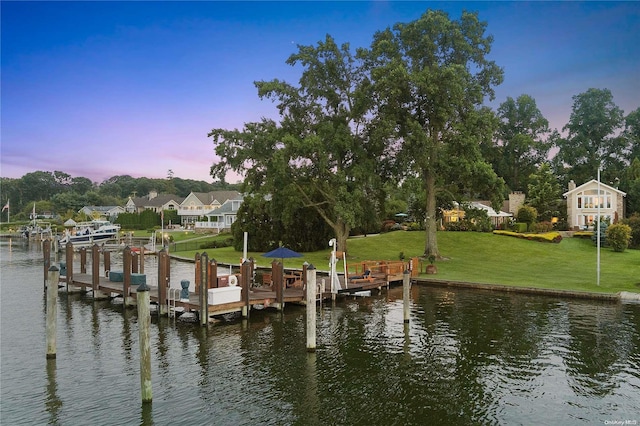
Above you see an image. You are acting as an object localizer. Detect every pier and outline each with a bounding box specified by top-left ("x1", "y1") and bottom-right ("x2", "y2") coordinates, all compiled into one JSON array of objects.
[{"x1": 45, "y1": 240, "x2": 420, "y2": 323}]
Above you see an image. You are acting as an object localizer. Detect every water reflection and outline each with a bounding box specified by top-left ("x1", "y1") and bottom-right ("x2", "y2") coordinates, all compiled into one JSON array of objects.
[
  {"x1": 2, "y1": 242, "x2": 640, "y2": 424},
  {"x1": 45, "y1": 359, "x2": 62, "y2": 425}
]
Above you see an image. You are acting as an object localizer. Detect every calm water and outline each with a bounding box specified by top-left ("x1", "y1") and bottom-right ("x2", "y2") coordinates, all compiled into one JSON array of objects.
[{"x1": 1, "y1": 239, "x2": 639, "y2": 425}]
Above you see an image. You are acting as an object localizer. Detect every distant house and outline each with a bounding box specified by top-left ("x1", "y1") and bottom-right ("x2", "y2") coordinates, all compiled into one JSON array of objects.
[
  {"x1": 563, "y1": 180, "x2": 626, "y2": 230},
  {"x1": 80, "y1": 205, "x2": 125, "y2": 221},
  {"x1": 125, "y1": 190, "x2": 183, "y2": 215},
  {"x1": 441, "y1": 201, "x2": 513, "y2": 228},
  {"x1": 178, "y1": 191, "x2": 243, "y2": 228}
]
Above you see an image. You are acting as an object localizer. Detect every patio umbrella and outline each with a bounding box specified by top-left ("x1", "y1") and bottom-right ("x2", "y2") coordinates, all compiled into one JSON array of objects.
[{"x1": 262, "y1": 246, "x2": 302, "y2": 263}]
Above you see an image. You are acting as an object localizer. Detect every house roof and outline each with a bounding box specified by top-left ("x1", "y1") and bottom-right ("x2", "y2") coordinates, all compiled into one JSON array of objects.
[
  {"x1": 467, "y1": 201, "x2": 513, "y2": 218},
  {"x1": 192, "y1": 191, "x2": 243, "y2": 205},
  {"x1": 205, "y1": 202, "x2": 238, "y2": 216},
  {"x1": 563, "y1": 179, "x2": 626, "y2": 197}
]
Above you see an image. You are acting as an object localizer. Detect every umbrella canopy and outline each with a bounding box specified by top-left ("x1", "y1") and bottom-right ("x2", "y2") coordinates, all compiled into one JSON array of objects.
[{"x1": 262, "y1": 246, "x2": 302, "y2": 260}]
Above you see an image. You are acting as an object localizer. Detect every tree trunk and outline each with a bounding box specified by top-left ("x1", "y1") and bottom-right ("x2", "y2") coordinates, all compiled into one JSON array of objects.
[
  {"x1": 333, "y1": 218, "x2": 350, "y2": 255},
  {"x1": 424, "y1": 169, "x2": 440, "y2": 258}
]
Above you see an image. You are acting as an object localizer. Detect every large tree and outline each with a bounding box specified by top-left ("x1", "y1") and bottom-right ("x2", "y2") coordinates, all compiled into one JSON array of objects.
[
  {"x1": 555, "y1": 88, "x2": 626, "y2": 185},
  {"x1": 623, "y1": 107, "x2": 640, "y2": 164},
  {"x1": 488, "y1": 94, "x2": 551, "y2": 192},
  {"x1": 209, "y1": 35, "x2": 389, "y2": 252},
  {"x1": 365, "y1": 10, "x2": 504, "y2": 257}
]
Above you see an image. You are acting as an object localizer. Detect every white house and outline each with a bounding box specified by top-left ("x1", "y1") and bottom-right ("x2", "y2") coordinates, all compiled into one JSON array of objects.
[
  {"x1": 195, "y1": 195, "x2": 244, "y2": 233},
  {"x1": 178, "y1": 191, "x2": 243, "y2": 228},
  {"x1": 563, "y1": 179, "x2": 626, "y2": 230},
  {"x1": 125, "y1": 190, "x2": 183, "y2": 214},
  {"x1": 79, "y1": 205, "x2": 125, "y2": 221}
]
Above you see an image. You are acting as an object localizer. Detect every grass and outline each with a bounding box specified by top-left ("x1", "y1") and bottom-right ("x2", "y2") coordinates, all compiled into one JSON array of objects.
[{"x1": 170, "y1": 231, "x2": 640, "y2": 295}]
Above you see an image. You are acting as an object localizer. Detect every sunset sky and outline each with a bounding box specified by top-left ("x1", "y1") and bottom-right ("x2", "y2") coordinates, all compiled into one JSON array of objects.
[{"x1": 2, "y1": 1, "x2": 638, "y2": 184}]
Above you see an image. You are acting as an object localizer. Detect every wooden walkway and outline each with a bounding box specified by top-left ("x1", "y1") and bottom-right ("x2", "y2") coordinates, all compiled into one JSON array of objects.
[
  {"x1": 45, "y1": 241, "x2": 419, "y2": 323},
  {"x1": 65, "y1": 273, "x2": 308, "y2": 317}
]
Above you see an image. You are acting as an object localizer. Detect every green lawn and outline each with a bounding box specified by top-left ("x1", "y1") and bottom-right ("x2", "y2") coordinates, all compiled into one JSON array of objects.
[{"x1": 171, "y1": 231, "x2": 640, "y2": 294}]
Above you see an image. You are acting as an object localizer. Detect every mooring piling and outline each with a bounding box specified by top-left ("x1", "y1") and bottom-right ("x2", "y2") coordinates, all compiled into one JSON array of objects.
[
  {"x1": 46, "y1": 265, "x2": 59, "y2": 359},
  {"x1": 306, "y1": 264, "x2": 317, "y2": 352},
  {"x1": 136, "y1": 280, "x2": 152, "y2": 403},
  {"x1": 403, "y1": 269, "x2": 410, "y2": 324}
]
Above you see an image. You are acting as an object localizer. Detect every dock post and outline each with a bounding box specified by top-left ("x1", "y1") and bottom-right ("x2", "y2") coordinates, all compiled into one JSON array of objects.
[
  {"x1": 123, "y1": 247, "x2": 133, "y2": 306},
  {"x1": 273, "y1": 261, "x2": 284, "y2": 311},
  {"x1": 91, "y1": 244, "x2": 108, "y2": 299},
  {"x1": 199, "y1": 252, "x2": 209, "y2": 326},
  {"x1": 157, "y1": 249, "x2": 168, "y2": 316},
  {"x1": 65, "y1": 242, "x2": 74, "y2": 292},
  {"x1": 43, "y1": 239, "x2": 51, "y2": 290},
  {"x1": 80, "y1": 247, "x2": 86, "y2": 274},
  {"x1": 194, "y1": 253, "x2": 201, "y2": 295},
  {"x1": 46, "y1": 265, "x2": 59, "y2": 359},
  {"x1": 104, "y1": 251, "x2": 111, "y2": 277},
  {"x1": 208, "y1": 259, "x2": 217, "y2": 289},
  {"x1": 131, "y1": 252, "x2": 139, "y2": 274},
  {"x1": 136, "y1": 280, "x2": 152, "y2": 403},
  {"x1": 306, "y1": 265, "x2": 317, "y2": 352},
  {"x1": 403, "y1": 269, "x2": 410, "y2": 324},
  {"x1": 241, "y1": 260, "x2": 251, "y2": 319},
  {"x1": 139, "y1": 247, "x2": 144, "y2": 274}
]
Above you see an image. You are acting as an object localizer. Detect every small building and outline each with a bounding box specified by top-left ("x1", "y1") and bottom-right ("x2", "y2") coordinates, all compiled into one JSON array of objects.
[
  {"x1": 441, "y1": 201, "x2": 513, "y2": 228},
  {"x1": 563, "y1": 179, "x2": 626, "y2": 230}
]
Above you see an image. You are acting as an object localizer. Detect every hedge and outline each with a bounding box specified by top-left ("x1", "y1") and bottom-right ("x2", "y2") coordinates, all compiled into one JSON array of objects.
[{"x1": 493, "y1": 230, "x2": 563, "y2": 243}]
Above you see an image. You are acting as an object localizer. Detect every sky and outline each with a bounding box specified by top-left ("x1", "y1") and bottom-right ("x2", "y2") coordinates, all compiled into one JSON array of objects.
[{"x1": 1, "y1": 1, "x2": 639, "y2": 184}]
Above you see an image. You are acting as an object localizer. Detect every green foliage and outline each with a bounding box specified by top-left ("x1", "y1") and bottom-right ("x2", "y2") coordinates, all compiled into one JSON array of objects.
[
  {"x1": 606, "y1": 223, "x2": 632, "y2": 252},
  {"x1": 513, "y1": 222, "x2": 528, "y2": 233},
  {"x1": 115, "y1": 210, "x2": 160, "y2": 230},
  {"x1": 516, "y1": 206, "x2": 538, "y2": 230},
  {"x1": 622, "y1": 213, "x2": 640, "y2": 248},
  {"x1": 367, "y1": 10, "x2": 504, "y2": 257},
  {"x1": 591, "y1": 220, "x2": 609, "y2": 246},
  {"x1": 555, "y1": 88, "x2": 626, "y2": 185},
  {"x1": 230, "y1": 195, "x2": 333, "y2": 253},
  {"x1": 484, "y1": 94, "x2": 551, "y2": 192},
  {"x1": 527, "y1": 163, "x2": 561, "y2": 221}
]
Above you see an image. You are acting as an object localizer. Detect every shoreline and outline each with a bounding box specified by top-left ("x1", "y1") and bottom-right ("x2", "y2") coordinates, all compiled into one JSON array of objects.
[{"x1": 414, "y1": 277, "x2": 640, "y2": 303}]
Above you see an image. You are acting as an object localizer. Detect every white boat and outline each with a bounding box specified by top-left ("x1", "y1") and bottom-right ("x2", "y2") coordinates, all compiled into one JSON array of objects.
[{"x1": 58, "y1": 220, "x2": 121, "y2": 248}]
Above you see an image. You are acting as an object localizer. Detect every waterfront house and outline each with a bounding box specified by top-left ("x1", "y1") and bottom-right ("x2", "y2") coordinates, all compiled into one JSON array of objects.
[
  {"x1": 126, "y1": 190, "x2": 183, "y2": 215},
  {"x1": 79, "y1": 205, "x2": 125, "y2": 221},
  {"x1": 178, "y1": 191, "x2": 243, "y2": 228},
  {"x1": 563, "y1": 179, "x2": 626, "y2": 230},
  {"x1": 195, "y1": 194, "x2": 244, "y2": 233}
]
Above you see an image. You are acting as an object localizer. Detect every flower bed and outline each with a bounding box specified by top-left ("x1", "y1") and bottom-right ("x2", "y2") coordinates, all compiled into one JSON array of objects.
[{"x1": 493, "y1": 230, "x2": 563, "y2": 243}]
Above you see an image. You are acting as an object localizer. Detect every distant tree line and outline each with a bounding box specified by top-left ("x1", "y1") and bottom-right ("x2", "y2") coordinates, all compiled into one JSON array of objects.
[{"x1": 0, "y1": 171, "x2": 238, "y2": 222}]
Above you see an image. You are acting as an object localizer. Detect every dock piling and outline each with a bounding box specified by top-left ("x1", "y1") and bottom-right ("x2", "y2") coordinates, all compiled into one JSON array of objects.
[
  {"x1": 136, "y1": 280, "x2": 152, "y2": 403},
  {"x1": 46, "y1": 265, "x2": 59, "y2": 359},
  {"x1": 403, "y1": 270, "x2": 410, "y2": 324},
  {"x1": 241, "y1": 260, "x2": 251, "y2": 319},
  {"x1": 199, "y1": 252, "x2": 208, "y2": 326},
  {"x1": 306, "y1": 265, "x2": 317, "y2": 352}
]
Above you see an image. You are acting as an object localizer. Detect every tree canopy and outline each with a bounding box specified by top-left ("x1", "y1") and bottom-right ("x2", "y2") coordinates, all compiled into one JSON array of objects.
[{"x1": 365, "y1": 10, "x2": 505, "y2": 257}]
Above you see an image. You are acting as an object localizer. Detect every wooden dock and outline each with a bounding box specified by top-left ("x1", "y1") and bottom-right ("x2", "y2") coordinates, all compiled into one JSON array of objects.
[{"x1": 44, "y1": 241, "x2": 419, "y2": 323}]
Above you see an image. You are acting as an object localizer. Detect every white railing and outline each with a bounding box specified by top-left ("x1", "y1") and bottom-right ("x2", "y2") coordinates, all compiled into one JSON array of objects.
[{"x1": 194, "y1": 221, "x2": 225, "y2": 229}]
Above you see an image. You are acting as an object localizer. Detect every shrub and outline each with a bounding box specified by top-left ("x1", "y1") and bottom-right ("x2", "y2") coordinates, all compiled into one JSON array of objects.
[
  {"x1": 606, "y1": 223, "x2": 632, "y2": 252},
  {"x1": 513, "y1": 222, "x2": 528, "y2": 233},
  {"x1": 493, "y1": 230, "x2": 562, "y2": 243},
  {"x1": 591, "y1": 221, "x2": 609, "y2": 247},
  {"x1": 623, "y1": 213, "x2": 640, "y2": 249},
  {"x1": 533, "y1": 221, "x2": 553, "y2": 233},
  {"x1": 516, "y1": 206, "x2": 538, "y2": 231}
]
